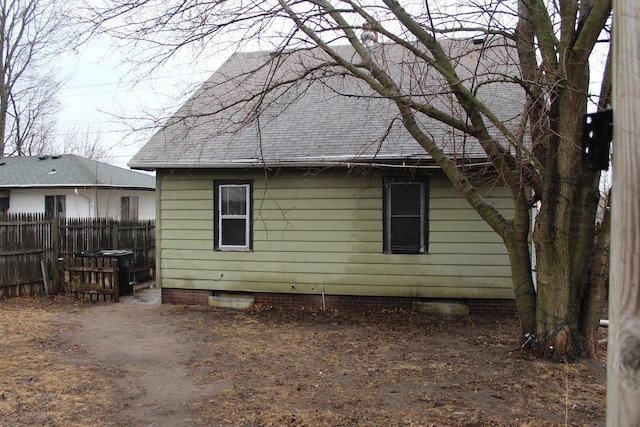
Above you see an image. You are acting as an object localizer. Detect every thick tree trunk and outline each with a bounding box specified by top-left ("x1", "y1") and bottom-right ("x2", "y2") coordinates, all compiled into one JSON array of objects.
[
  {"x1": 532, "y1": 84, "x2": 593, "y2": 359},
  {"x1": 511, "y1": 0, "x2": 610, "y2": 361},
  {"x1": 533, "y1": 233, "x2": 577, "y2": 358}
]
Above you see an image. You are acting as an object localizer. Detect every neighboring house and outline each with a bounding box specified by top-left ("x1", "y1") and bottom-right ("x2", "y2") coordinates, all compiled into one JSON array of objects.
[
  {"x1": 0, "y1": 154, "x2": 155, "y2": 220},
  {"x1": 130, "y1": 38, "x2": 524, "y2": 312}
]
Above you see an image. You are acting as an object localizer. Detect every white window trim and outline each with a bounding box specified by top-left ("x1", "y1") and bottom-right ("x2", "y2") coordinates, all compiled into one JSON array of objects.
[{"x1": 217, "y1": 183, "x2": 251, "y2": 251}]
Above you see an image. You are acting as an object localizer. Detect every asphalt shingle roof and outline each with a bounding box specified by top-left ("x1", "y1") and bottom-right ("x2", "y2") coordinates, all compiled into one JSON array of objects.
[
  {"x1": 0, "y1": 154, "x2": 155, "y2": 189},
  {"x1": 130, "y1": 37, "x2": 524, "y2": 170}
]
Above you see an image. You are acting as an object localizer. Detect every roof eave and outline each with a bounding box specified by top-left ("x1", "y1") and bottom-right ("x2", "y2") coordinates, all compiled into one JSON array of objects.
[
  {"x1": 129, "y1": 155, "x2": 491, "y2": 171},
  {"x1": 129, "y1": 155, "x2": 438, "y2": 170},
  {"x1": 0, "y1": 184, "x2": 155, "y2": 190}
]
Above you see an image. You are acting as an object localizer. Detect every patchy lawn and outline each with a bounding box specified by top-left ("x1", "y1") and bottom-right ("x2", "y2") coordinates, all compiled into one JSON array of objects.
[{"x1": 0, "y1": 295, "x2": 606, "y2": 426}]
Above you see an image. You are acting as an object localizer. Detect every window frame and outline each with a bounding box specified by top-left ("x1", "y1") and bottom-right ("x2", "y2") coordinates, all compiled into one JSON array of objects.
[
  {"x1": 45, "y1": 195, "x2": 66, "y2": 219},
  {"x1": 214, "y1": 180, "x2": 253, "y2": 251},
  {"x1": 383, "y1": 176, "x2": 429, "y2": 254},
  {"x1": 121, "y1": 196, "x2": 139, "y2": 221}
]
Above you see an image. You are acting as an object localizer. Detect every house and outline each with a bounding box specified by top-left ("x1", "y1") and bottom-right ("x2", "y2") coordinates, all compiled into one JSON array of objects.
[
  {"x1": 0, "y1": 154, "x2": 155, "y2": 220},
  {"x1": 129, "y1": 38, "x2": 524, "y2": 313}
]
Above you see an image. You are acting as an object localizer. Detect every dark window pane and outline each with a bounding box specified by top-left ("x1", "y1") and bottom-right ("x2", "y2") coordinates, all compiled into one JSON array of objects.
[
  {"x1": 390, "y1": 217, "x2": 421, "y2": 251},
  {"x1": 45, "y1": 196, "x2": 54, "y2": 217},
  {"x1": 221, "y1": 218, "x2": 246, "y2": 246},
  {"x1": 222, "y1": 187, "x2": 246, "y2": 215},
  {"x1": 45, "y1": 195, "x2": 65, "y2": 218},
  {"x1": 390, "y1": 183, "x2": 421, "y2": 215}
]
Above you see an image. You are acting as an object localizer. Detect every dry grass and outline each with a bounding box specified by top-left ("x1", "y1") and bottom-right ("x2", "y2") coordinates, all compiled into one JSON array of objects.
[
  {"x1": 183, "y1": 307, "x2": 607, "y2": 426},
  {"x1": 0, "y1": 296, "x2": 120, "y2": 426},
  {"x1": 0, "y1": 297, "x2": 607, "y2": 426}
]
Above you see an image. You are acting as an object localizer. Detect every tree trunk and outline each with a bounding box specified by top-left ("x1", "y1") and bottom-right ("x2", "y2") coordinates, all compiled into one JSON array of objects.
[
  {"x1": 505, "y1": 236, "x2": 536, "y2": 340},
  {"x1": 580, "y1": 194, "x2": 610, "y2": 360},
  {"x1": 504, "y1": 193, "x2": 537, "y2": 341},
  {"x1": 533, "y1": 233, "x2": 577, "y2": 359},
  {"x1": 532, "y1": 85, "x2": 592, "y2": 359},
  {"x1": 0, "y1": 66, "x2": 6, "y2": 157}
]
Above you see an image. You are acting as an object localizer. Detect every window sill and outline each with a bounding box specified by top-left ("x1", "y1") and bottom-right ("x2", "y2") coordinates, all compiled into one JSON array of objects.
[
  {"x1": 384, "y1": 251, "x2": 428, "y2": 255},
  {"x1": 215, "y1": 247, "x2": 252, "y2": 252}
]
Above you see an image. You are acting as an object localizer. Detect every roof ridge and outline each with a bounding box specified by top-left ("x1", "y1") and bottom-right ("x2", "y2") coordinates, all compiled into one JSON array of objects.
[
  {"x1": 66, "y1": 154, "x2": 104, "y2": 185},
  {"x1": 0, "y1": 154, "x2": 155, "y2": 189}
]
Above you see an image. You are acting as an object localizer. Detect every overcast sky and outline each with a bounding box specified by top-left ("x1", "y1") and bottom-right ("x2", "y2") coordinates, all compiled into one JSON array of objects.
[{"x1": 53, "y1": 36, "x2": 220, "y2": 169}]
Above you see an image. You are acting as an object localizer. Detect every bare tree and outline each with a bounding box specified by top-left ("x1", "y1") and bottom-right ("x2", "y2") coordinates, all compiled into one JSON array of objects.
[
  {"x1": 6, "y1": 69, "x2": 62, "y2": 156},
  {"x1": 0, "y1": 0, "x2": 69, "y2": 157},
  {"x1": 86, "y1": 0, "x2": 612, "y2": 360},
  {"x1": 58, "y1": 125, "x2": 113, "y2": 163}
]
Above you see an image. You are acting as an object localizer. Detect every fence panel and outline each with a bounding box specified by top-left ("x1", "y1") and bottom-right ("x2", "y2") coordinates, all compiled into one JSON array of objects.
[
  {"x1": 0, "y1": 213, "x2": 52, "y2": 298},
  {"x1": 58, "y1": 218, "x2": 113, "y2": 257},
  {"x1": 0, "y1": 214, "x2": 155, "y2": 298},
  {"x1": 63, "y1": 255, "x2": 119, "y2": 302},
  {"x1": 118, "y1": 220, "x2": 155, "y2": 281}
]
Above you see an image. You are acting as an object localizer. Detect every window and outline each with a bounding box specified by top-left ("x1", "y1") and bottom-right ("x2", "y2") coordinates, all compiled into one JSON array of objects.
[
  {"x1": 0, "y1": 196, "x2": 8, "y2": 213},
  {"x1": 214, "y1": 181, "x2": 252, "y2": 250},
  {"x1": 121, "y1": 196, "x2": 139, "y2": 221},
  {"x1": 45, "y1": 195, "x2": 66, "y2": 219},
  {"x1": 383, "y1": 177, "x2": 429, "y2": 254}
]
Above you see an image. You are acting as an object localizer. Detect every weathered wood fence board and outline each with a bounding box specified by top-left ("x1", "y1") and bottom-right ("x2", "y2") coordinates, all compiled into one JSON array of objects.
[
  {"x1": 0, "y1": 213, "x2": 52, "y2": 298},
  {"x1": 63, "y1": 255, "x2": 120, "y2": 302},
  {"x1": 59, "y1": 218, "x2": 113, "y2": 257},
  {"x1": 118, "y1": 220, "x2": 156, "y2": 281},
  {"x1": 0, "y1": 213, "x2": 155, "y2": 299}
]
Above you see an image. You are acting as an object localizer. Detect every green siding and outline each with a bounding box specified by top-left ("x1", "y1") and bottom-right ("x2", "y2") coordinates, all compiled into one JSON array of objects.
[{"x1": 156, "y1": 169, "x2": 516, "y2": 299}]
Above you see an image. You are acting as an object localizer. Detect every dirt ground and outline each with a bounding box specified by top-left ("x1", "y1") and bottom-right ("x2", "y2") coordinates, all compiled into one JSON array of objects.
[{"x1": 0, "y1": 286, "x2": 606, "y2": 427}]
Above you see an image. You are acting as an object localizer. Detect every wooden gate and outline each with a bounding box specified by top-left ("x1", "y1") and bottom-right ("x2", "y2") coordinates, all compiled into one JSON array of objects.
[{"x1": 63, "y1": 256, "x2": 120, "y2": 302}]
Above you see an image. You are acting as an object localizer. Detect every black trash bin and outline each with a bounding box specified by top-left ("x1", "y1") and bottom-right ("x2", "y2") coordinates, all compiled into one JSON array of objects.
[
  {"x1": 98, "y1": 250, "x2": 134, "y2": 296},
  {"x1": 79, "y1": 249, "x2": 134, "y2": 296}
]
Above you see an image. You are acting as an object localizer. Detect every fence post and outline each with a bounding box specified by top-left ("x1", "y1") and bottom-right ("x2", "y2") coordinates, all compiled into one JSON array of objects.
[
  {"x1": 111, "y1": 221, "x2": 119, "y2": 249},
  {"x1": 51, "y1": 217, "x2": 60, "y2": 294}
]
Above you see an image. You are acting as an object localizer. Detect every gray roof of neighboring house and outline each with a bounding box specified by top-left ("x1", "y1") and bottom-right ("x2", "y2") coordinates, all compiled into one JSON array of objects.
[
  {"x1": 0, "y1": 154, "x2": 155, "y2": 189},
  {"x1": 130, "y1": 37, "x2": 524, "y2": 171}
]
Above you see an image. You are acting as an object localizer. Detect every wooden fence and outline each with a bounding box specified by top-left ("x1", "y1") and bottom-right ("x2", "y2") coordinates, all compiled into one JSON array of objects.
[
  {"x1": 63, "y1": 256, "x2": 121, "y2": 303},
  {"x1": 58, "y1": 218, "x2": 156, "y2": 280},
  {"x1": 0, "y1": 214, "x2": 52, "y2": 297},
  {"x1": 0, "y1": 213, "x2": 155, "y2": 298}
]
